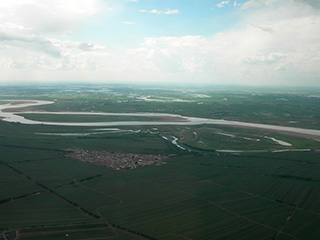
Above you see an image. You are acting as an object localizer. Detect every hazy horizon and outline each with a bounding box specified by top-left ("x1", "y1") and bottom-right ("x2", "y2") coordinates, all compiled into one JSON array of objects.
[{"x1": 0, "y1": 0, "x2": 319, "y2": 87}]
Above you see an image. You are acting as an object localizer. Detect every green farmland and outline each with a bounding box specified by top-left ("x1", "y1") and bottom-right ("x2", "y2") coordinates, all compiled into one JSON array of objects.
[{"x1": 0, "y1": 86, "x2": 320, "y2": 240}]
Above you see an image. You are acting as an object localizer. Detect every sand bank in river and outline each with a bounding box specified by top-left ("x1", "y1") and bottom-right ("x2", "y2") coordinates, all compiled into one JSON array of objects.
[{"x1": 1, "y1": 100, "x2": 320, "y2": 137}]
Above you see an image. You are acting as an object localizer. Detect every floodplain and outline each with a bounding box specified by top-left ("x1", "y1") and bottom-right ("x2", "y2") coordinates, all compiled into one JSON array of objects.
[{"x1": 0, "y1": 85, "x2": 319, "y2": 240}]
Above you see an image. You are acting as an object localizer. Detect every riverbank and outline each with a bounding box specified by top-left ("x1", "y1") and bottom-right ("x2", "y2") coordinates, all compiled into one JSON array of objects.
[{"x1": 1, "y1": 100, "x2": 320, "y2": 137}]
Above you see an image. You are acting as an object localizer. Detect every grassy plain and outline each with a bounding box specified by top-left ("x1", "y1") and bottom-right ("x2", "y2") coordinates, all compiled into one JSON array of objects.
[
  {"x1": 0, "y1": 85, "x2": 320, "y2": 239},
  {"x1": 18, "y1": 114, "x2": 166, "y2": 123}
]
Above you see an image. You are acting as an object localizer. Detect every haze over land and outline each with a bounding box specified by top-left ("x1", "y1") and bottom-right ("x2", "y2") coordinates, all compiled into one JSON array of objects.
[{"x1": 0, "y1": 0, "x2": 319, "y2": 86}]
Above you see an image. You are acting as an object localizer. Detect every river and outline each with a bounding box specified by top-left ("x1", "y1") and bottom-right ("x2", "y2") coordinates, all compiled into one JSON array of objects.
[{"x1": 1, "y1": 100, "x2": 320, "y2": 137}]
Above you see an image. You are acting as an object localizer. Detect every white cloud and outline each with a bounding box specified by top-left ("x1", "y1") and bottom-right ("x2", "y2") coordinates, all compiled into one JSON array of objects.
[
  {"x1": 241, "y1": 0, "x2": 263, "y2": 9},
  {"x1": 241, "y1": 0, "x2": 276, "y2": 10},
  {"x1": 244, "y1": 53, "x2": 287, "y2": 65},
  {"x1": 0, "y1": 32, "x2": 62, "y2": 57},
  {"x1": 150, "y1": 9, "x2": 160, "y2": 14},
  {"x1": 217, "y1": 1, "x2": 230, "y2": 8},
  {"x1": 251, "y1": 24, "x2": 274, "y2": 33},
  {"x1": 295, "y1": 0, "x2": 320, "y2": 9},
  {"x1": 123, "y1": 21, "x2": 136, "y2": 25},
  {"x1": 139, "y1": 9, "x2": 179, "y2": 15},
  {"x1": 0, "y1": 0, "x2": 103, "y2": 35},
  {"x1": 132, "y1": 2, "x2": 320, "y2": 85},
  {"x1": 164, "y1": 9, "x2": 179, "y2": 15},
  {"x1": 233, "y1": 1, "x2": 241, "y2": 7},
  {"x1": 0, "y1": 0, "x2": 319, "y2": 86},
  {"x1": 78, "y1": 42, "x2": 105, "y2": 52},
  {"x1": 0, "y1": 1, "x2": 108, "y2": 63}
]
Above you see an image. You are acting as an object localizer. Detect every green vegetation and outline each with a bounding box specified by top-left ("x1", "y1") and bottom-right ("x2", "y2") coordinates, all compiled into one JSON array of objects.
[
  {"x1": 0, "y1": 86, "x2": 320, "y2": 239},
  {"x1": 18, "y1": 113, "x2": 165, "y2": 123}
]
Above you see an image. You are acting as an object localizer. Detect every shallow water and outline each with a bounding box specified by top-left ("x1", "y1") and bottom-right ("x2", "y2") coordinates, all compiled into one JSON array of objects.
[{"x1": 265, "y1": 136, "x2": 292, "y2": 147}]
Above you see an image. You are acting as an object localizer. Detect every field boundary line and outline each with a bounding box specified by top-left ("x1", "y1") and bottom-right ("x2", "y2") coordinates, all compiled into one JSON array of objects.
[{"x1": 126, "y1": 172, "x2": 300, "y2": 240}]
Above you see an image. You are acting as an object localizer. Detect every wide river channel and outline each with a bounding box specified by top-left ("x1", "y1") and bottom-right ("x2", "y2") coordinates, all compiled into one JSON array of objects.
[{"x1": 1, "y1": 100, "x2": 320, "y2": 137}]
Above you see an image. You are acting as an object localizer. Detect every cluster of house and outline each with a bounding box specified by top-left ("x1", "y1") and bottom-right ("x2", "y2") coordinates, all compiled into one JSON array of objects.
[{"x1": 65, "y1": 148, "x2": 167, "y2": 170}]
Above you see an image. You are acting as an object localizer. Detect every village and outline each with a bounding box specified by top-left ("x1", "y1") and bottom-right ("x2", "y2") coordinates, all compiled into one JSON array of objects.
[{"x1": 65, "y1": 148, "x2": 168, "y2": 170}]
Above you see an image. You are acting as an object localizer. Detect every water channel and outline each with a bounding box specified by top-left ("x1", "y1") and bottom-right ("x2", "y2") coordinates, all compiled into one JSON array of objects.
[{"x1": 1, "y1": 100, "x2": 320, "y2": 137}]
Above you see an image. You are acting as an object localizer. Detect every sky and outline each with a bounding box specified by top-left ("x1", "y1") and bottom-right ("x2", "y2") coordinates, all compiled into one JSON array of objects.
[{"x1": 0, "y1": 0, "x2": 319, "y2": 86}]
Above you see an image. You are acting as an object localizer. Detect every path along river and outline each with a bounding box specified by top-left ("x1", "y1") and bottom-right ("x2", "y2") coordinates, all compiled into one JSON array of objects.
[{"x1": 1, "y1": 100, "x2": 320, "y2": 137}]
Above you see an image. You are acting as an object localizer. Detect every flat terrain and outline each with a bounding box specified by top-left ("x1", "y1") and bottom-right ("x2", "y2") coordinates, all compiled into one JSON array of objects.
[
  {"x1": 17, "y1": 114, "x2": 172, "y2": 123},
  {"x1": 0, "y1": 86, "x2": 319, "y2": 240}
]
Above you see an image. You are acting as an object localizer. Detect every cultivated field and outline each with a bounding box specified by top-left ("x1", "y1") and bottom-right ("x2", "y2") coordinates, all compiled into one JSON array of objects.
[{"x1": 0, "y1": 86, "x2": 319, "y2": 239}]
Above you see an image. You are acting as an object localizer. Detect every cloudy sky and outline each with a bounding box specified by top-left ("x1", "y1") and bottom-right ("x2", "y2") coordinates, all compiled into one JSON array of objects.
[{"x1": 0, "y1": 0, "x2": 319, "y2": 86}]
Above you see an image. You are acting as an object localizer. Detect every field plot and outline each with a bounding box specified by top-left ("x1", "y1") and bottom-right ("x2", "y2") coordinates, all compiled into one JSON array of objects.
[
  {"x1": 18, "y1": 224, "x2": 138, "y2": 240},
  {"x1": 9, "y1": 158, "x2": 110, "y2": 188},
  {"x1": 0, "y1": 164, "x2": 42, "y2": 202},
  {"x1": 0, "y1": 145, "x2": 62, "y2": 164},
  {"x1": 0, "y1": 192, "x2": 99, "y2": 229}
]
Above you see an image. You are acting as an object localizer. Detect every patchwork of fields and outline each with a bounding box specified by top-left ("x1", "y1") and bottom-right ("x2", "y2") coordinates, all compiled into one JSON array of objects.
[
  {"x1": 1, "y1": 143, "x2": 320, "y2": 239},
  {"x1": 0, "y1": 86, "x2": 320, "y2": 239}
]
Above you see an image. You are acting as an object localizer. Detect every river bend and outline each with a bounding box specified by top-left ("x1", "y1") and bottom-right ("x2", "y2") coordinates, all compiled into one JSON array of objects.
[{"x1": 1, "y1": 100, "x2": 320, "y2": 137}]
